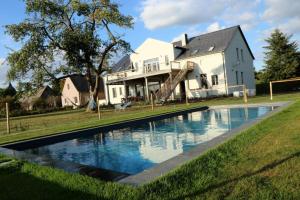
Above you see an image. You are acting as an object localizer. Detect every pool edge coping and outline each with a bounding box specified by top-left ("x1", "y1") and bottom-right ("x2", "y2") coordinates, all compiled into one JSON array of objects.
[{"x1": 117, "y1": 101, "x2": 292, "y2": 186}]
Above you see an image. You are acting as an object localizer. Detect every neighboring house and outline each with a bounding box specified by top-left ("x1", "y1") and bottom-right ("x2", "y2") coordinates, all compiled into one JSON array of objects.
[
  {"x1": 104, "y1": 25, "x2": 255, "y2": 104},
  {"x1": 61, "y1": 74, "x2": 105, "y2": 108},
  {"x1": 21, "y1": 86, "x2": 59, "y2": 110}
]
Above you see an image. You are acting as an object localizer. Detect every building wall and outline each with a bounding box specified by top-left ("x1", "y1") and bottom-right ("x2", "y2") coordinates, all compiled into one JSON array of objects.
[
  {"x1": 106, "y1": 84, "x2": 125, "y2": 104},
  {"x1": 224, "y1": 30, "x2": 255, "y2": 94},
  {"x1": 61, "y1": 77, "x2": 80, "y2": 108},
  {"x1": 130, "y1": 38, "x2": 176, "y2": 73},
  {"x1": 177, "y1": 52, "x2": 227, "y2": 98}
]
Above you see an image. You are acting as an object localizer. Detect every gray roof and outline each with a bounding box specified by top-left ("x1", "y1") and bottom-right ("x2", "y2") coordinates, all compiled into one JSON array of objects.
[
  {"x1": 69, "y1": 75, "x2": 90, "y2": 93},
  {"x1": 111, "y1": 55, "x2": 131, "y2": 73},
  {"x1": 174, "y1": 26, "x2": 254, "y2": 60}
]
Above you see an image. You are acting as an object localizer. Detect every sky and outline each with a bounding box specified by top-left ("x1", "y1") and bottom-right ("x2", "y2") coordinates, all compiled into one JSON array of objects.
[{"x1": 1, "y1": 0, "x2": 300, "y2": 87}]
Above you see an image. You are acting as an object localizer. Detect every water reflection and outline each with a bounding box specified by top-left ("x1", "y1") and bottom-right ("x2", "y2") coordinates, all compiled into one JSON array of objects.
[{"x1": 25, "y1": 106, "x2": 275, "y2": 174}]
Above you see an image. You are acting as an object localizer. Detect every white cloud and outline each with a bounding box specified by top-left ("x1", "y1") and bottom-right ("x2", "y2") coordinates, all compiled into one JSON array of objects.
[
  {"x1": 263, "y1": 0, "x2": 300, "y2": 21},
  {"x1": 140, "y1": 0, "x2": 260, "y2": 31},
  {"x1": 206, "y1": 22, "x2": 225, "y2": 33},
  {"x1": 140, "y1": 0, "x2": 225, "y2": 30},
  {"x1": 0, "y1": 58, "x2": 9, "y2": 87}
]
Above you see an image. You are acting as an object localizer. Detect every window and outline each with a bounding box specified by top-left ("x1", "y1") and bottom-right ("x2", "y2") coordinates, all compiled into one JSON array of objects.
[
  {"x1": 64, "y1": 98, "x2": 67, "y2": 104},
  {"x1": 236, "y1": 71, "x2": 239, "y2": 85},
  {"x1": 165, "y1": 55, "x2": 169, "y2": 65},
  {"x1": 211, "y1": 75, "x2": 218, "y2": 86},
  {"x1": 74, "y1": 97, "x2": 78, "y2": 104},
  {"x1": 236, "y1": 48, "x2": 240, "y2": 61},
  {"x1": 241, "y1": 72, "x2": 244, "y2": 84},
  {"x1": 241, "y1": 49, "x2": 244, "y2": 62},
  {"x1": 208, "y1": 46, "x2": 214, "y2": 51},
  {"x1": 144, "y1": 57, "x2": 159, "y2": 73},
  {"x1": 67, "y1": 84, "x2": 70, "y2": 90},
  {"x1": 200, "y1": 74, "x2": 208, "y2": 89},
  {"x1": 119, "y1": 87, "x2": 123, "y2": 95},
  {"x1": 112, "y1": 88, "x2": 117, "y2": 98},
  {"x1": 135, "y1": 62, "x2": 138, "y2": 71}
]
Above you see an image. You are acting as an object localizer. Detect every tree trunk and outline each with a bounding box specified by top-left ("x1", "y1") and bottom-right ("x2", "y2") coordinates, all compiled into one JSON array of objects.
[{"x1": 86, "y1": 74, "x2": 100, "y2": 111}]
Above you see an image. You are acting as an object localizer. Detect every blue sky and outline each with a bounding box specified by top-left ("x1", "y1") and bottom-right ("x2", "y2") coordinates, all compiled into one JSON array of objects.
[{"x1": 1, "y1": 0, "x2": 300, "y2": 87}]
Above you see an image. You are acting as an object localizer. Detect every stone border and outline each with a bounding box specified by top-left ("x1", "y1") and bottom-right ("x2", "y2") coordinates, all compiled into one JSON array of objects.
[{"x1": 118, "y1": 101, "x2": 292, "y2": 186}]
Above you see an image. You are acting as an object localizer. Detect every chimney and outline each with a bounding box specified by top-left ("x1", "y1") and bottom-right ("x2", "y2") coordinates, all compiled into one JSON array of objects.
[{"x1": 181, "y1": 33, "x2": 188, "y2": 46}]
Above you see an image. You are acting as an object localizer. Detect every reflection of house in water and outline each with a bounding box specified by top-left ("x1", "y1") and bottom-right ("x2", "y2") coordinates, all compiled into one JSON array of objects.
[{"x1": 25, "y1": 107, "x2": 272, "y2": 174}]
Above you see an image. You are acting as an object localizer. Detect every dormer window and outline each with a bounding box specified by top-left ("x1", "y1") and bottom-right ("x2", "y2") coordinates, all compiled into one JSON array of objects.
[{"x1": 191, "y1": 49, "x2": 199, "y2": 55}]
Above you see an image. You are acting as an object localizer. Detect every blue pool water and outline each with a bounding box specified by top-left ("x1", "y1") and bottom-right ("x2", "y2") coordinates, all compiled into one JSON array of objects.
[{"x1": 25, "y1": 106, "x2": 275, "y2": 174}]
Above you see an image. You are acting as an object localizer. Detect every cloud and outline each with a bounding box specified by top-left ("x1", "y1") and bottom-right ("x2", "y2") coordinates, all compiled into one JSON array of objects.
[
  {"x1": 263, "y1": 0, "x2": 300, "y2": 21},
  {"x1": 171, "y1": 22, "x2": 225, "y2": 43},
  {"x1": 140, "y1": 0, "x2": 225, "y2": 30},
  {"x1": 206, "y1": 22, "x2": 225, "y2": 33},
  {"x1": 140, "y1": 0, "x2": 260, "y2": 31},
  {"x1": 0, "y1": 58, "x2": 9, "y2": 87}
]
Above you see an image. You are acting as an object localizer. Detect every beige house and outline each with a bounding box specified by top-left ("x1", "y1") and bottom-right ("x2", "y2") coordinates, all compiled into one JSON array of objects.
[
  {"x1": 61, "y1": 74, "x2": 105, "y2": 108},
  {"x1": 21, "y1": 86, "x2": 60, "y2": 110},
  {"x1": 104, "y1": 25, "x2": 255, "y2": 104}
]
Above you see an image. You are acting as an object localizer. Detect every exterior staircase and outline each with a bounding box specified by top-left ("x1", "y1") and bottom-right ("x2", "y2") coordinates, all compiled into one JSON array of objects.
[{"x1": 155, "y1": 61, "x2": 195, "y2": 104}]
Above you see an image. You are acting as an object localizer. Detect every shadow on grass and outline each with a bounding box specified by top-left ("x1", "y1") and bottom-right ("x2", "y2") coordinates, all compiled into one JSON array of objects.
[
  {"x1": 0, "y1": 161, "x2": 111, "y2": 200},
  {"x1": 175, "y1": 151, "x2": 300, "y2": 200}
]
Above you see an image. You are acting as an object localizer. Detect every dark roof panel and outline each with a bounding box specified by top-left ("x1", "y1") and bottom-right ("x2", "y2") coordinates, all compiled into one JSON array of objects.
[
  {"x1": 174, "y1": 26, "x2": 240, "y2": 60},
  {"x1": 69, "y1": 75, "x2": 90, "y2": 93},
  {"x1": 111, "y1": 55, "x2": 131, "y2": 73}
]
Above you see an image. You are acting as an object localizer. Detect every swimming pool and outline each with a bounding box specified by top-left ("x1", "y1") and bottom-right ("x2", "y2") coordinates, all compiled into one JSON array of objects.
[{"x1": 23, "y1": 106, "x2": 276, "y2": 175}]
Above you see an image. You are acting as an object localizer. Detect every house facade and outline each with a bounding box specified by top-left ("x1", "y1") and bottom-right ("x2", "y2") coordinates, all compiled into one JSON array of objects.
[
  {"x1": 104, "y1": 26, "x2": 255, "y2": 104},
  {"x1": 61, "y1": 74, "x2": 105, "y2": 108}
]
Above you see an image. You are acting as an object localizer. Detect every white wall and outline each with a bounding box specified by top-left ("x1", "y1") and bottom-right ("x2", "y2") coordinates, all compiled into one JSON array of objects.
[
  {"x1": 107, "y1": 85, "x2": 125, "y2": 104},
  {"x1": 61, "y1": 77, "x2": 80, "y2": 107},
  {"x1": 178, "y1": 52, "x2": 227, "y2": 98},
  {"x1": 224, "y1": 30, "x2": 255, "y2": 94}
]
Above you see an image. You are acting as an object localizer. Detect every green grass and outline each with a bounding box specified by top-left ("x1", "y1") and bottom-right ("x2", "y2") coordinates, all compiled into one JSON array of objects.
[
  {"x1": 0, "y1": 93, "x2": 300, "y2": 199},
  {"x1": 0, "y1": 92, "x2": 299, "y2": 145}
]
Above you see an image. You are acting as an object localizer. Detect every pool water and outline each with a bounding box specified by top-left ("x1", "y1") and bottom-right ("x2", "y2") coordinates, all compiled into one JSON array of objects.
[{"x1": 25, "y1": 106, "x2": 275, "y2": 174}]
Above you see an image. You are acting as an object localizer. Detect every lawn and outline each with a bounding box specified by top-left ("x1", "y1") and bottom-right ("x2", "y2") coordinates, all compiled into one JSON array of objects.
[
  {"x1": 0, "y1": 92, "x2": 300, "y2": 199},
  {"x1": 0, "y1": 92, "x2": 299, "y2": 145}
]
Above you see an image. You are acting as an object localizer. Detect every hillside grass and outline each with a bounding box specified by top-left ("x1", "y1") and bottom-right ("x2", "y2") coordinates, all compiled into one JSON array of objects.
[{"x1": 0, "y1": 93, "x2": 300, "y2": 199}]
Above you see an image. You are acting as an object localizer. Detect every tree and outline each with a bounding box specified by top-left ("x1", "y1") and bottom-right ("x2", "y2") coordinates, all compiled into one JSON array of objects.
[
  {"x1": 262, "y1": 29, "x2": 300, "y2": 82},
  {"x1": 5, "y1": 0, "x2": 133, "y2": 110}
]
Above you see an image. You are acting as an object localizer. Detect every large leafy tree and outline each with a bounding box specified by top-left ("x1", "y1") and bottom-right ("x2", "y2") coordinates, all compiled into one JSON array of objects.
[
  {"x1": 5, "y1": 0, "x2": 133, "y2": 109},
  {"x1": 262, "y1": 29, "x2": 300, "y2": 82}
]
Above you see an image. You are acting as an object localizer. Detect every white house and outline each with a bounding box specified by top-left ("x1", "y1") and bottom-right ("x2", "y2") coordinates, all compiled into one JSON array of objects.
[{"x1": 104, "y1": 25, "x2": 255, "y2": 104}]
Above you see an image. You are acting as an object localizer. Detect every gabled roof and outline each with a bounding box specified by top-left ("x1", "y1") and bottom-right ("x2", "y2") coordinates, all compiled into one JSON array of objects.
[
  {"x1": 111, "y1": 55, "x2": 131, "y2": 73},
  {"x1": 174, "y1": 25, "x2": 255, "y2": 60},
  {"x1": 35, "y1": 85, "x2": 54, "y2": 99},
  {"x1": 68, "y1": 74, "x2": 90, "y2": 93}
]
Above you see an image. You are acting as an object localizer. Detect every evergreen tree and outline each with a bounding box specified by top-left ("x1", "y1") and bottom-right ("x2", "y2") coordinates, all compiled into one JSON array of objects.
[{"x1": 262, "y1": 29, "x2": 300, "y2": 82}]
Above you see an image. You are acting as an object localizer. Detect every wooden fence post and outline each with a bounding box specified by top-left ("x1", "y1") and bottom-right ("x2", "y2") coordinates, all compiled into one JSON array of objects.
[
  {"x1": 97, "y1": 97, "x2": 101, "y2": 120},
  {"x1": 270, "y1": 81, "x2": 273, "y2": 100},
  {"x1": 151, "y1": 93, "x2": 154, "y2": 111},
  {"x1": 6, "y1": 102, "x2": 10, "y2": 134},
  {"x1": 243, "y1": 85, "x2": 248, "y2": 103}
]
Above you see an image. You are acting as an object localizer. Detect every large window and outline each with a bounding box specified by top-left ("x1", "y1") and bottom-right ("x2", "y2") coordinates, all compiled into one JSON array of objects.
[
  {"x1": 112, "y1": 88, "x2": 117, "y2": 98},
  {"x1": 236, "y1": 48, "x2": 240, "y2": 61},
  {"x1": 165, "y1": 55, "x2": 169, "y2": 65},
  {"x1": 200, "y1": 74, "x2": 208, "y2": 89},
  {"x1": 241, "y1": 49, "x2": 244, "y2": 62},
  {"x1": 143, "y1": 58, "x2": 160, "y2": 73},
  {"x1": 119, "y1": 87, "x2": 123, "y2": 95},
  {"x1": 236, "y1": 71, "x2": 239, "y2": 85},
  {"x1": 241, "y1": 72, "x2": 244, "y2": 84},
  {"x1": 211, "y1": 75, "x2": 218, "y2": 86}
]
